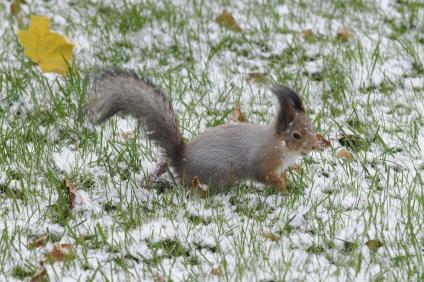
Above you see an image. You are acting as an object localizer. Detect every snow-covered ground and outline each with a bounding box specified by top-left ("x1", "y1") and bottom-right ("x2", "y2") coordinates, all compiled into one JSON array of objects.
[{"x1": 0, "y1": 0, "x2": 423, "y2": 281}]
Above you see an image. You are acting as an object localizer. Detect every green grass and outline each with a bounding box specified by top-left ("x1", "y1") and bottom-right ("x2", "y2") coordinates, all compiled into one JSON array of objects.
[{"x1": 0, "y1": 0, "x2": 424, "y2": 281}]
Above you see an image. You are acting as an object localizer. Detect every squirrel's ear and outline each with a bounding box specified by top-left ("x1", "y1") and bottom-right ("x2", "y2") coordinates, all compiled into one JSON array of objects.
[{"x1": 271, "y1": 85, "x2": 305, "y2": 133}]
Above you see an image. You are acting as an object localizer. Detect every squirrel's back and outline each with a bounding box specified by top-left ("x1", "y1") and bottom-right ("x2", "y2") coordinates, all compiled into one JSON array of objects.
[{"x1": 182, "y1": 123, "x2": 285, "y2": 191}]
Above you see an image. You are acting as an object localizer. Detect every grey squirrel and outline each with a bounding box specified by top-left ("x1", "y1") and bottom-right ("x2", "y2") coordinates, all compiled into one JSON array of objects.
[{"x1": 87, "y1": 69, "x2": 322, "y2": 193}]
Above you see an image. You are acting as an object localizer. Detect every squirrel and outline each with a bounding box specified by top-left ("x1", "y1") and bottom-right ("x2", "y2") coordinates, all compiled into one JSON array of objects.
[{"x1": 87, "y1": 69, "x2": 320, "y2": 193}]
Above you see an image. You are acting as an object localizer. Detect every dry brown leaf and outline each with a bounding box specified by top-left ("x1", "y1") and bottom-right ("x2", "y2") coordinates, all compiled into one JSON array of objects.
[
  {"x1": 30, "y1": 261, "x2": 47, "y2": 282},
  {"x1": 10, "y1": 0, "x2": 27, "y2": 16},
  {"x1": 10, "y1": 2, "x2": 20, "y2": 15},
  {"x1": 336, "y1": 148, "x2": 353, "y2": 160},
  {"x1": 211, "y1": 267, "x2": 222, "y2": 276},
  {"x1": 215, "y1": 10, "x2": 242, "y2": 32},
  {"x1": 28, "y1": 235, "x2": 49, "y2": 249},
  {"x1": 153, "y1": 274, "x2": 166, "y2": 282},
  {"x1": 228, "y1": 103, "x2": 248, "y2": 123},
  {"x1": 315, "y1": 133, "x2": 331, "y2": 149},
  {"x1": 63, "y1": 177, "x2": 77, "y2": 209},
  {"x1": 302, "y1": 29, "x2": 316, "y2": 43},
  {"x1": 247, "y1": 72, "x2": 268, "y2": 84},
  {"x1": 261, "y1": 231, "x2": 280, "y2": 242},
  {"x1": 336, "y1": 27, "x2": 352, "y2": 42},
  {"x1": 47, "y1": 243, "x2": 74, "y2": 262},
  {"x1": 365, "y1": 240, "x2": 383, "y2": 251}
]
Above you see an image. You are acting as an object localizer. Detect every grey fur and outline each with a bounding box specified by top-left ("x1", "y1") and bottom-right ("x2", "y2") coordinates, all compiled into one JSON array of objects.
[
  {"x1": 182, "y1": 123, "x2": 284, "y2": 191},
  {"x1": 87, "y1": 69, "x2": 185, "y2": 172}
]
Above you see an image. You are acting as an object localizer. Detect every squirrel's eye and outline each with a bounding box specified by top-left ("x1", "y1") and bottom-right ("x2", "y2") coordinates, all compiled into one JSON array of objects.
[{"x1": 292, "y1": 132, "x2": 301, "y2": 139}]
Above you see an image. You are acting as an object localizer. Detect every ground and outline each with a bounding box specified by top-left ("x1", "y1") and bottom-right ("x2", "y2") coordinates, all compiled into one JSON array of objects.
[{"x1": 0, "y1": 0, "x2": 424, "y2": 281}]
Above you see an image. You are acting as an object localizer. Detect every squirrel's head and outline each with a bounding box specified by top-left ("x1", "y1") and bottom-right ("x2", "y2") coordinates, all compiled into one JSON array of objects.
[{"x1": 271, "y1": 85, "x2": 318, "y2": 156}]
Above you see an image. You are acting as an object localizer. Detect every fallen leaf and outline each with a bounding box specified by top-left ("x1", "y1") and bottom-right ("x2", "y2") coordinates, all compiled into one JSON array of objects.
[
  {"x1": 154, "y1": 275, "x2": 166, "y2": 282},
  {"x1": 365, "y1": 240, "x2": 383, "y2": 251},
  {"x1": 336, "y1": 27, "x2": 352, "y2": 42},
  {"x1": 30, "y1": 261, "x2": 47, "y2": 282},
  {"x1": 228, "y1": 103, "x2": 248, "y2": 123},
  {"x1": 17, "y1": 15, "x2": 75, "y2": 75},
  {"x1": 216, "y1": 10, "x2": 242, "y2": 32},
  {"x1": 46, "y1": 243, "x2": 74, "y2": 262},
  {"x1": 315, "y1": 133, "x2": 331, "y2": 149},
  {"x1": 10, "y1": 0, "x2": 27, "y2": 16},
  {"x1": 60, "y1": 243, "x2": 73, "y2": 249},
  {"x1": 302, "y1": 29, "x2": 316, "y2": 43},
  {"x1": 10, "y1": 3, "x2": 19, "y2": 15},
  {"x1": 247, "y1": 72, "x2": 268, "y2": 84},
  {"x1": 211, "y1": 267, "x2": 222, "y2": 276},
  {"x1": 63, "y1": 177, "x2": 77, "y2": 209},
  {"x1": 62, "y1": 178, "x2": 90, "y2": 210},
  {"x1": 336, "y1": 148, "x2": 353, "y2": 160},
  {"x1": 261, "y1": 231, "x2": 280, "y2": 242},
  {"x1": 28, "y1": 235, "x2": 49, "y2": 249}
]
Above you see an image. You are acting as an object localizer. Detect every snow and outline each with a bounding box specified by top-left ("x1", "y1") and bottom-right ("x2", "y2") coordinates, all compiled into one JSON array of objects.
[
  {"x1": 1, "y1": 0, "x2": 423, "y2": 281},
  {"x1": 52, "y1": 148, "x2": 78, "y2": 174}
]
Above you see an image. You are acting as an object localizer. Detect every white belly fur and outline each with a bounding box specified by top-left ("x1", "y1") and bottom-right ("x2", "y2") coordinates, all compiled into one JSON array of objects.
[{"x1": 279, "y1": 153, "x2": 301, "y2": 172}]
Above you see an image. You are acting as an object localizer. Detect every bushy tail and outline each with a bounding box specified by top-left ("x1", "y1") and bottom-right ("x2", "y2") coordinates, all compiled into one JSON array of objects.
[{"x1": 87, "y1": 69, "x2": 185, "y2": 171}]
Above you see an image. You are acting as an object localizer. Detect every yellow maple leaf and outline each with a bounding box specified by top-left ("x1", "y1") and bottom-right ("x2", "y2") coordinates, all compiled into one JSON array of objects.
[{"x1": 17, "y1": 15, "x2": 75, "y2": 76}]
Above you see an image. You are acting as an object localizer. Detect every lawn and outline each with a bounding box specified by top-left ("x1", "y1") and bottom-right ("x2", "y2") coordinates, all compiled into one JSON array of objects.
[{"x1": 0, "y1": 0, "x2": 423, "y2": 281}]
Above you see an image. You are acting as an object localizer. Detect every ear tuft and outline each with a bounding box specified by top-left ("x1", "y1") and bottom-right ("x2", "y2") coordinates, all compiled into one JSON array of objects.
[
  {"x1": 270, "y1": 84, "x2": 305, "y2": 112},
  {"x1": 271, "y1": 84, "x2": 305, "y2": 134}
]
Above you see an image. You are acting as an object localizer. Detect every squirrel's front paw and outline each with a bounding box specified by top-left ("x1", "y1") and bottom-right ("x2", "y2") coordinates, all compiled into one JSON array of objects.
[{"x1": 268, "y1": 172, "x2": 289, "y2": 195}]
